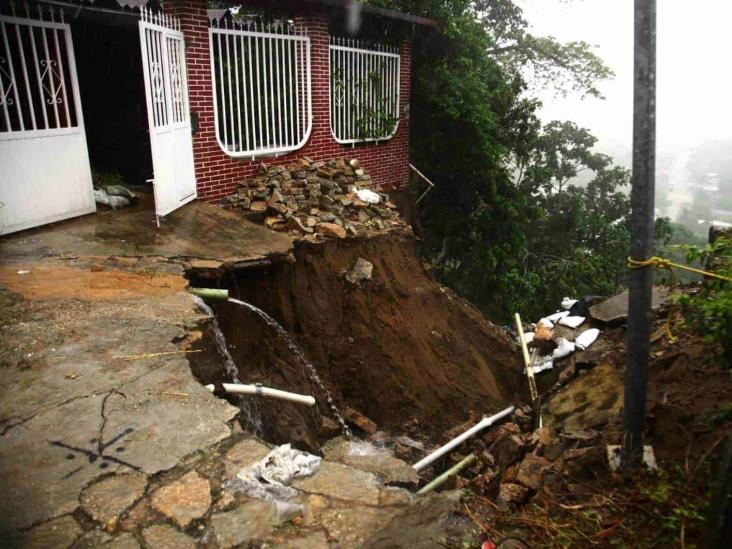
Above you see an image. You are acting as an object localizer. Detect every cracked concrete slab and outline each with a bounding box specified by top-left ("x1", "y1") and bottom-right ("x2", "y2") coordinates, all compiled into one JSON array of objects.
[{"x1": 0, "y1": 258, "x2": 238, "y2": 539}]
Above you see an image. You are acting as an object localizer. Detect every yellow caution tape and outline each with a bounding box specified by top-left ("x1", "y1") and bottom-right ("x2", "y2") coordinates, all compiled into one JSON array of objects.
[
  {"x1": 627, "y1": 255, "x2": 731, "y2": 343},
  {"x1": 627, "y1": 256, "x2": 732, "y2": 283}
]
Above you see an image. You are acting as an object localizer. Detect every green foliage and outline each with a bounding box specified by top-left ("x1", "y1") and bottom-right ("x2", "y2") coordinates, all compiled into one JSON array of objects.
[
  {"x1": 641, "y1": 468, "x2": 707, "y2": 543},
  {"x1": 331, "y1": 66, "x2": 398, "y2": 140},
  {"x1": 674, "y1": 237, "x2": 732, "y2": 366}
]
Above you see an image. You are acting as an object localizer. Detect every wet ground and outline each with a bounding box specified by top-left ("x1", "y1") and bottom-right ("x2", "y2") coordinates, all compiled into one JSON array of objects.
[{"x1": 0, "y1": 200, "x2": 480, "y2": 547}]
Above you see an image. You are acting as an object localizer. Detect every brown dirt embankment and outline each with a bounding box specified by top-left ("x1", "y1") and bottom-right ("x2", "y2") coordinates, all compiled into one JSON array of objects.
[{"x1": 190, "y1": 229, "x2": 524, "y2": 449}]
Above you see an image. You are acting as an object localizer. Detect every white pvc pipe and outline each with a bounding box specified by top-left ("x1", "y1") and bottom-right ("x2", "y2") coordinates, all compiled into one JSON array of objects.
[
  {"x1": 206, "y1": 383, "x2": 316, "y2": 407},
  {"x1": 412, "y1": 406, "x2": 515, "y2": 472}
]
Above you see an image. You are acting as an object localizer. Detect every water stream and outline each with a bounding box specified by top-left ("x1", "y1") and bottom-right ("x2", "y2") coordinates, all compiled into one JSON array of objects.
[
  {"x1": 227, "y1": 298, "x2": 353, "y2": 438},
  {"x1": 192, "y1": 295, "x2": 263, "y2": 434}
]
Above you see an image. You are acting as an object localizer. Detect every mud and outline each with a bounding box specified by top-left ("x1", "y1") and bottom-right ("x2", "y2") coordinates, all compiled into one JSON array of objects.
[
  {"x1": 0, "y1": 261, "x2": 187, "y2": 301},
  {"x1": 189, "y1": 229, "x2": 524, "y2": 450}
]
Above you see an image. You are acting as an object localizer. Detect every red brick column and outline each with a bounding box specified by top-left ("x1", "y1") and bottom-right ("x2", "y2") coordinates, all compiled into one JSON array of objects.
[{"x1": 169, "y1": 0, "x2": 412, "y2": 202}]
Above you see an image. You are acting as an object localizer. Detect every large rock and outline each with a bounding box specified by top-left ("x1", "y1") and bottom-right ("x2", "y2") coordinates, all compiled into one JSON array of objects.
[
  {"x1": 222, "y1": 439, "x2": 271, "y2": 478},
  {"x1": 317, "y1": 222, "x2": 347, "y2": 239},
  {"x1": 322, "y1": 438, "x2": 418, "y2": 486},
  {"x1": 498, "y1": 482, "x2": 529, "y2": 506},
  {"x1": 80, "y1": 473, "x2": 148, "y2": 531},
  {"x1": 142, "y1": 524, "x2": 197, "y2": 549},
  {"x1": 516, "y1": 454, "x2": 551, "y2": 490},
  {"x1": 210, "y1": 500, "x2": 275, "y2": 548},
  {"x1": 22, "y1": 515, "x2": 83, "y2": 549},
  {"x1": 345, "y1": 257, "x2": 374, "y2": 284},
  {"x1": 489, "y1": 423, "x2": 526, "y2": 469},
  {"x1": 343, "y1": 406, "x2": 378, "y2": 434},
  {"x1": 589, "y1": 287, "x2": 669, "y2": 323},
  {"x1": 543, "y1": 362, "x2": 622, "y2": 431},
  {"x1": 293, "y1": 461, "x2": 381, "y2": 505},
  {"x1": 150, "y1": 472, "x2": 211, "y2": 528}
]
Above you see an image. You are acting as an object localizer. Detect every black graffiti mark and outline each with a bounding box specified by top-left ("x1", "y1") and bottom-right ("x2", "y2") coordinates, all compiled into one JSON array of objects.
[{"x1": 51, "y1": 427, "x2": 141, "y2": 478}]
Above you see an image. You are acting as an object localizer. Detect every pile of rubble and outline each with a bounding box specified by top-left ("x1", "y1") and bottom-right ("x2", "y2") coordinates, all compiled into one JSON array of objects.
[{"x1": 222, "y1": 157, "x2": 406, "y2": 239}]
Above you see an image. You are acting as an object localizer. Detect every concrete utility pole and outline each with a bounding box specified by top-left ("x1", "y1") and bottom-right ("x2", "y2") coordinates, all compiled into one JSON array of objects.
[{"x1": 622, "y1": 0, "x2": 656, "y2": 469}]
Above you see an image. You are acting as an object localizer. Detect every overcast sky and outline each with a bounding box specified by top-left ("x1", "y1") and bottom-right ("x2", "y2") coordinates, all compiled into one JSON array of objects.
[{"x1": 517, "y1": 0, "x2": 732, "y2": 157}]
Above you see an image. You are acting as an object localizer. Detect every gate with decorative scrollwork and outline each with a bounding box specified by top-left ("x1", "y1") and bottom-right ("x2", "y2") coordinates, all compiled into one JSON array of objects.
[
  {"x1": 0, "y1": 4, "x2": 94, "y2": 235},
  {"x1": 138, "y1": 7, "x2": 196, "y2": 220}
]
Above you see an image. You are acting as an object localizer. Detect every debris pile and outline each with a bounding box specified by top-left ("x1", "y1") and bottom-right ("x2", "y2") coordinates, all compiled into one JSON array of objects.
[
  {"x1": 222, "y1": 157, "x2": 406, "y2": 238},
  {"x1": 518, "y1": 296, "x2": 605, "y2": 375}
]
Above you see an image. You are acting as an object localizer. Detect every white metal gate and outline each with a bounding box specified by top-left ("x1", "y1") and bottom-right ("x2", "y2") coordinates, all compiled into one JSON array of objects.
[
  {"x1": 139, "y1": 7, "x2": 196, "y2": 219},
  {"x1": 0, "y1": 5, "x2": 94, "y2": 235}
]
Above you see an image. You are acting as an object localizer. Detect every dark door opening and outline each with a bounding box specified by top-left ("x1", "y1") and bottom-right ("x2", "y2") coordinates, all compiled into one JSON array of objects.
[{"x1": 72, "y1": 16, "x2": 153, "y2": 191}]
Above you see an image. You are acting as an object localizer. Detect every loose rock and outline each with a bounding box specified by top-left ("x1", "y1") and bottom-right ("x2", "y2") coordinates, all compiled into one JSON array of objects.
[{"x1": 150, "y1": 472, "x2": 211, "y2": 528}]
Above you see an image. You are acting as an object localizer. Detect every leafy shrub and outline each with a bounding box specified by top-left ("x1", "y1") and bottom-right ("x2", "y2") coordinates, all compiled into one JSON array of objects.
[{"x1": 675, "y1": 237, "x2": 732, "y2": 367}]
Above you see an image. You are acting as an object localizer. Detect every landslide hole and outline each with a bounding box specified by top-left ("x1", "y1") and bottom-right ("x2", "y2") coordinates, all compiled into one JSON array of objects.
[{"x1": 187, "y1": 293, "x2": 326, "y2": 453}]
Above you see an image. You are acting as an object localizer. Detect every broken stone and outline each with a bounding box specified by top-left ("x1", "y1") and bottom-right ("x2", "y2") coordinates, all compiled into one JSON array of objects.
[
  {"x1": 270, "y1": 189, "x2": 284, "y2": 203},
  {"x1": 380, "y1": 487, "x2": 415, "y2": 506},
  {"x1": 562, "y1": 446, "x2": 606, "y2": 479},
  {"x1": 590, "y1": 287, "x2": 669, "y2": 323},
  {"x1": 119, "y1": 499, "x2": 154, "y2": 532},
  {"x1": 489, "y1": 423, "x2": 526, "y2": 469},
  {"x1": 316, "y1": 222, "x2": 347, "y2": 239},
  {"x1": 223, "y1": 438, "x2": 271, "y2": 478},
  {"x1": 345, "y1": 257, "x2": 374, "y2": 284},
  {"x1": 150, "y1": 472, "x2": 211, "y2": 528},
  {"x1": 22, "y1": 515, "x2": 83, "y2": 549},
  {"x1": 250, "y1": 200, "x2": 267, "y2": 212},
  {"x1": 210, "y1": 500, "x2": 275, "y2": 548},
  {"x1": 344, "y1": 406, "x2": 378, "y2": 434},
  {"x1": 142, "y1": 524, "x2": 197, "y2": 549},
  {"x1": 322, "y1": 437, "x2": 418, "y2": 487},
  {"x1": 287, "y1": 215, "x2": 313, "y2": 234},
  {"x1": 293, "y1": 461, "x2": 380, "y2": 505},
  {"x1": 80, "y1": 473, "x2": 147, "y2": 531},
  {"x1": 516, "y1": 454, "x2": 551, "y2": 490},
  {"x1": 302, "y1": 494, "x2": 329, "y2": 526},
  {"x1": 265, "y1": 216, "x2": 285, "y2": 230},
  {"x1": 497, "y1": 482, "x2": 529, "y2": 506}
]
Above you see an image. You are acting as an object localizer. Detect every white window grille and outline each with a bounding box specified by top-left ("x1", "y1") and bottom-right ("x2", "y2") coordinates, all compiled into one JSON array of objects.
[
  {"x1": 329, "y1": 37, "x2": 400, "y2": 144},
  {"x1": 0, "y1": 3, "x2": 80, "y2": 137},
  {"x1": 209, "y1": 18, "x2": 312, "y2": 158}
]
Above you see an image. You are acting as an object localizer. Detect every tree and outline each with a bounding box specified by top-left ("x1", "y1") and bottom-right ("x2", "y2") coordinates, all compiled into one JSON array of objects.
[{"x1": 361, "y1": 0, "x2": 616, "y2": 320}]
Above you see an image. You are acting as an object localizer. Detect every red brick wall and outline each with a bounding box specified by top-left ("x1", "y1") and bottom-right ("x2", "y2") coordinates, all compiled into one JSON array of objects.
[{"x1": 170, "y1": 0, "x2": 411, "y2": 203}]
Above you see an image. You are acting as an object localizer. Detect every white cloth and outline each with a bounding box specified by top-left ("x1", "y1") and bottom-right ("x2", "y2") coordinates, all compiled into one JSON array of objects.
[
  {"x1": 575, "y1": 328, "x2": 600, "y2": 351},
  {"x1": 558, "y1": 315, "x2": 586, "y2": 329},
  {"x1": 356, "y1": 188, "x2": 381, "y2": 204},
  {"x1": 229, "y1": 444, "x2": 321, "y2": 502},
  {"x1": 552, "y1": 338, "x2": 576, "y2": 359},
  {"x1": 561, "y1": 297, "x2": 578, "y2": 310}
]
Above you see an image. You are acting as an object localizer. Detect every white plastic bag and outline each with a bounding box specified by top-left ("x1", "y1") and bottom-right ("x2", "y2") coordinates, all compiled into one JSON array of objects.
[
  {"x1": 537, "y1": 318, "x2": 554, "y2": 329},
  {"x1": 558, "y1": 315, "x2": 586, "y2": 329},
  {"x1": 520, "y1": 332, "x2": 535, "y2": 345},
  {"x1": 546, "y1": 310, "x2": 570, "y2": 322},
  {"x1": 356, "y1": 188, "x2": 381, "y2": 204},
  {"x1": 561, "y1": 297, "x2": 578, "y2": 310},
  {"x1": 575, "y1": 328, "x2": 600, "y2": 351},
  {"x1": 552, "y1": 338, "x2": 576, "y2": 359}
]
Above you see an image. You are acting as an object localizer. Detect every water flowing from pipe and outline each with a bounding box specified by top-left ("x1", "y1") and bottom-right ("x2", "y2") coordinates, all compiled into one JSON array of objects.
[
  {"x1": 227, "y1": 298, "x2": 352, "y2": 438},
  {"x1": 192, "y1": 295, "x2": 263, "y2": 434}
]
